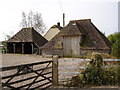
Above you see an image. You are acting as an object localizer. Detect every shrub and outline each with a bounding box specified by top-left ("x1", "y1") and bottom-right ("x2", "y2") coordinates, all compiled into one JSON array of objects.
[
  {"x1": 111, "y1": 39, "x2": 120, "y2": 58},
  {"x1": 66, "y1": 75, "x2": 84, "y2": 87},
  {"x1": 65, "y1": 52, "x2": 119, "y2": 87},
  {"x1": 83, "y1": 53, "x2": 105, "y2": 85},
  {"x1": 104, "y1": 67, "x2": 118, "y2": 85}
]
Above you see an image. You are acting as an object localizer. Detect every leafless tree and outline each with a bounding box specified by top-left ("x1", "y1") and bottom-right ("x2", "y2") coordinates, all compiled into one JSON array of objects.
[
  {"x1": 21, "y1": 12, "x2": 27, "y2": 28},
  {"x1": 20, "y1": 10, "x2": 45, "y2": 34}
]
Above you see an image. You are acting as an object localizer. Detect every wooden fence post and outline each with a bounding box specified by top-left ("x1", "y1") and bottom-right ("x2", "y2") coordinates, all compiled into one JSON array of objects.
[{"x1": 52, "y1": 55, "x2": 58, "y2": 86}]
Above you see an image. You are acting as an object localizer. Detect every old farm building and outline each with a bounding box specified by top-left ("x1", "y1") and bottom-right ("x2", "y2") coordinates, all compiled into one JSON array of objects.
[
  {"x1": 44, "y1": 22, "x2": 63, "y2": 41},
  {"x1": 41, "y1": 19, "x2": 112, "y2": 57},
  {"x1": 7, "y1": 27, "x2": 48, "y2": 54}
]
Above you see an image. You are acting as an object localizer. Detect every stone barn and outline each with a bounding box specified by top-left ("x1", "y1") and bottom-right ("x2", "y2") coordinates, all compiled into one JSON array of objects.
[
  {"x1": 7, "y1": 27, "x2": 48, "y2": 54},
  {"x1": 41, "y1": 19, "x2": 112, "y2": 57}
]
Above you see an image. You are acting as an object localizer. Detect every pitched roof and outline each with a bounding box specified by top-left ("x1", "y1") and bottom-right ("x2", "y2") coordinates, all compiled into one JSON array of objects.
[
  {"x1": 41, "y1": 19, "x2": 112, "y2": 50},
  {"x1": 44, "y1": 24, "x2": 62, "y2": 37},
  {"x1": 7, "y1": 27, "x2": 48, "y2": 48},
  {"x1": 44, "y1": 24, "x2": 63, "y2": 41}
]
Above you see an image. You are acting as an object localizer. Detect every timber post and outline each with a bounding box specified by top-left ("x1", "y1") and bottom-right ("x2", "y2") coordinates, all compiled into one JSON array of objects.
[
  {"x1": 13, "y1": 44, "x2": 16, "y2": 54},
  {"x1": 22, "y1": 43, "x2": 24, "y2": 54},
  {"x1": 31, "y1": 43, "x2": 34, "y2": 54},
  {"x1": 6, "y1": 44, "x2": 8, "y2": 53},
  {"x1": 52, "y1": 55, "x2": 58, "y2": 86}
]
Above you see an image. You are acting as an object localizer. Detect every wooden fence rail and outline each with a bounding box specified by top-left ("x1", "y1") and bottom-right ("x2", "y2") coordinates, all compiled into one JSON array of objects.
[
  {"x1": 58, "y1": 59, "x2": 120, "y2": 82},
  {"x1": 0, "y1": 56, "x2": 58, "y2": 89}
]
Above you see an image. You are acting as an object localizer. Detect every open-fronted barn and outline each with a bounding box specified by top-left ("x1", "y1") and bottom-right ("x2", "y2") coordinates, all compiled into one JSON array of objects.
[
  {"x1": 41, "y1": 19, "x2": 112, "y2": 57},
  {"x1": 7, "y1": 27, "x2": 48, "y2": 54}
]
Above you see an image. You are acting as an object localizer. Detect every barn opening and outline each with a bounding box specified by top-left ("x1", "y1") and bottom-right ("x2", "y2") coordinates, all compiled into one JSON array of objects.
[
  {"x1": 7, "y1": 42, "x2": 40, "y2": 54},
  {"x1": 24, "y1": 43, "x2": 32, "y2": 54}
]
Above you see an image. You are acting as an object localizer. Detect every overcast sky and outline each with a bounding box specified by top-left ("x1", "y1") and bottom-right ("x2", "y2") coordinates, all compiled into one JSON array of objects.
[{"x1": 0, "y1": 0, "x2": 119, "y2": 41}]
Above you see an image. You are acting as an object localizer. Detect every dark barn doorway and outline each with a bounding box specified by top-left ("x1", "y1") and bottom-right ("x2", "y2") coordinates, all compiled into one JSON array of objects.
[
  {"x1": 24, "y1": 43, "x2": 32, "y2": 54},
  {"x1": 15, "y1": 43, "x2": 22, "y2": 54},
  {"x1": 7, "y1": 43, "x2": 14, "y2": 53}
]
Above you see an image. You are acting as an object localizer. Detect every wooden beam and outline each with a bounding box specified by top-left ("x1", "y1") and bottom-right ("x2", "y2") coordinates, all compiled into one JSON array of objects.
[{"x1": 52, "y1": 55, "x2": 58, "y2": 86}]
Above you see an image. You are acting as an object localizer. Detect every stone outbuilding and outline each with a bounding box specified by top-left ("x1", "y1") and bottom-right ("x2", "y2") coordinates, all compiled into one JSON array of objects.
[
  {"x1": 7, "y1": 27, "x2": 48, "y2": 54},
  {"x1": 41, "y1": 19, "x2": 112, "y2": 57}
]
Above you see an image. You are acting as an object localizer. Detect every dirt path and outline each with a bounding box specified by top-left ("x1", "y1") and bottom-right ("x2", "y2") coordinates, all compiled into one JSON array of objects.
[{"x1": 0, "y1": 53, "x2": 51, "y2": 67}]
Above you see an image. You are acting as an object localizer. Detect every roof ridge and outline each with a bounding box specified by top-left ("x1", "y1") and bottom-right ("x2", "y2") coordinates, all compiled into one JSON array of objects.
[
  {"x1": 22, "y1": 27, "x2": 34, "y2": 29},
  {"x1": 70, "y1": 19, "x2": 91, "y2": 23}
]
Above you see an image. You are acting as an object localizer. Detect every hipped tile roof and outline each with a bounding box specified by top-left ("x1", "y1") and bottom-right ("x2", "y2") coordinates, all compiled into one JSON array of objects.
[
  {"x1": 7, "y1": 27, "x2": 48, "y2": 48},
  {"x1": 41, "y1": 19, "x2": 112, "y2": 50}
]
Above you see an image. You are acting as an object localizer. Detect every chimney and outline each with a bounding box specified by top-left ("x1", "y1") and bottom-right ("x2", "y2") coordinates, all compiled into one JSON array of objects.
[
  {"x1": 63, "y1": 13, "x2": 65, "y2": 27},
  {"x1": 57, "y1": 22, "x2": 60, "y2": 27}
]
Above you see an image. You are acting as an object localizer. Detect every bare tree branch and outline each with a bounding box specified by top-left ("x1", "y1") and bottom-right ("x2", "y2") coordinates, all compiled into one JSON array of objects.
[
  {"x1": 20, "y1": 12, "x2": 27, "y2": 28},
  {"x1": 20, "y1": 10, "x2": 45, "y2": 34}
]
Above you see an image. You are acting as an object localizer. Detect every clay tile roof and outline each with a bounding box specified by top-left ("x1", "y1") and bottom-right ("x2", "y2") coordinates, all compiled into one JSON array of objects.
[
  {"x1": 7, "y1": 27, "x2": 48, "y2": 48},
  {"x1": 41, "y1": 19, "x2": 112, "y2": 50}
]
